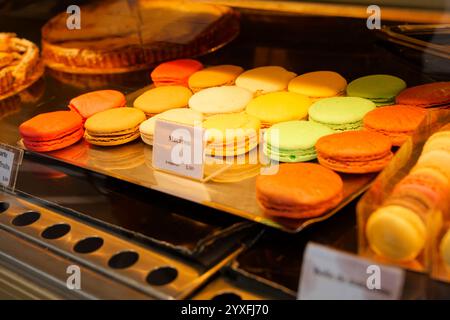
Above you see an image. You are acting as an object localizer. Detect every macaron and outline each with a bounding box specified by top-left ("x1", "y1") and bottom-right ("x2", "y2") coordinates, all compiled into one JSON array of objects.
[
  {"x1": 133, "y1": 86, "x2": 192, "y2": 117},
  {"x1": 414, "y1": 150, "x2": 450, "y2": 181},
  {"x1": 263, "y1": 120, "x2": 333, "y2": 162},
  {"x1": 396, "y1": 82, "x2": 450, "y2": 108},
  {"x1": 421, "y1": 130, "x2": 450, "y2": 155},
  {"x1": 245, "y1": 91, "x2": 311, "y2": 128},
  {"x1": 288, "y1": 71, "x2": 347, "y2": 101},
  {"x1": 440, "y1": 228, "x2": 450, "y2": 269},
  {"x1": 19, "y1": 111, "x2": 84, "y2": 152},
  {"x1": 69, "y1": 90, "x2": 126, "y2": 122},
  {"x1": 315, "y1": 130, "x2": 393, "y2": 173},
  {"x1": 256, "y1": 163, "x2": 343, "y2": 219},
  {"x1": 203, "y1": 113, "x2": 260, "y2": 157},
  {"x1": 139, "y1": 108, "x2": 203, "y2": 146},
  {"x1": 188, "y1": 65, "x2": 244, "y2": 92},
  {"x1": 347, "y1": 74, "x2": 407, "y2": 106},
  {"x1": 366, "y1": 205, "x2": 426, "y2": 261},
  {"x1": 308, "y1": 97, "x2": 376, "y2": 131},
  {"x1": 389, "y1": 167, "x2": 449, "y2": 215},
  {"x1": 363, "y1": 105, "x2": 427, "y2": 146},
  {"x1": 150, "y1": 59, "x2": 203, "y2": 87},
  {"x1": 84, "y1": 107, "x2": 146, "y2": 146},
  {"x1": 235, "y1": 66, "x2": 296, "y2": 95},
  {"x1": 188, "y1": 86, "x2": 253, "y2": 116}
]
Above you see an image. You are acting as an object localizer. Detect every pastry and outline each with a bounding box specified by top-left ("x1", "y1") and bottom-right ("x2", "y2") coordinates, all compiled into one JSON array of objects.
[
  {"x1": 421, "y1": 130, "x2": 450, "y2": 155},
  {"x1": 256, "y1": 163, "x2": 343, "y2": 219},
  {"x1": 263, "y1": 120, "x2": 333, "y2": 162},
  {"x1": 363, "y1": 105, "x2": 427, "y2": 146},
  {"x1": 203, "y1": 113, "x2": 260, "y2": 156},
  {"x1": 366, "y1": 205, "x2": 426, "y2": 261},
  {"x1": 19, "y1": 111, "x2": 84, "y2": 152},
  {"x1": 84, "y1": 107, "x2": 146, "y2": 146},
  {"x1": 440, "y1": 228, "x2": 450, "y2": 269},
  {"x1": 41, "y1": 0, "x2": 237, "y2": 73},
  {"x1": 315, "y1": 131, "x2": 393, "y2": 173},
  {"x1": 151, "y1": 59, "x2": 203, "y2": 87},
  {"x1": 235, "y1": 66, "x2": 296, "y2": 95},
  {"x1": 139, "y1": 108, "x2": 203, "y2": 145},
  {"x1": 133, "y1": 85, "x2": 192, "y2": 117},
  {"x1": 308, "y1": 97, "x2": 376, "y2": 131},
  {"x1": 414, "y1": 150, "x2": 450, "y2": 181},
  {"x1": 245, "y1": 92, "x2": 311, "y2": 128},
  {"x1": 0, "y1": 33, "x2": 44, "y2": 100},
  {"x1": 396, "y1": 82, "x2": 450, "y2": 108},
  {"x1": 288, "y1": 71, "x2": 347, "y2": 101},
  {"x1": 69, "y1": 90, "x2": 126, "y2": 122},
  {"x1": 188, "y1": 64, "x2": 243, "y2": 92},
  {"x1": 346, "y1": 74, "x2": 406, "y2": 106},
  {"x1": 189, "y1": 86, "x2": 253, "y2": 116}
]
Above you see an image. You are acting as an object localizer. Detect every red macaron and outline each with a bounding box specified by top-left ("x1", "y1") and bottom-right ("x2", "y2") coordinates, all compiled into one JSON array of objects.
[
  {"x1": 150, "y1": 59, "x2": 203, "y2": 87},
  {"x1": 19, "y1": 111, "x2": 84, "y2": 152},
  {"x1": 396, "y1": 82, "x2": 450, "y2": 108},
  {"x1": 69, "y1": 90, "x2": 126, "y2": 122}
]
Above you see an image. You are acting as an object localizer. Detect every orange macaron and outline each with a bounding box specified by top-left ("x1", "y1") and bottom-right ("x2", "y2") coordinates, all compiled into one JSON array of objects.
[
  {"x1": 315, "y1": 131, "x2": 393, "y2": 174},
  {"x1": 150, "y1": 59, "x2": 203, "y2": 87},
  {"x1": 256, "y1": 163, "x2": 344, "y2": 219},
  {"x1": 363, "y1": 105, "x2": 427, "y2": 146},
  {"x1": 19, "y1": 111, "x2": 84, "y2": 152}
]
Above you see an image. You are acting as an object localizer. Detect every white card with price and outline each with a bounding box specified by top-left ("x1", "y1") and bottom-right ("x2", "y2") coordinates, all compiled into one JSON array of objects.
[
  {"x1": 152, "y1": 119, "x2": 205, "y2": 180},
  {"x1": 0, "y1": 143, "x2": 23, "y2": 191}
]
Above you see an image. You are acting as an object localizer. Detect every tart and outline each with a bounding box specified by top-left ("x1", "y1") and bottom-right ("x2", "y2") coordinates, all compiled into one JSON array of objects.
[
  {"x1": 42, "y1": 0, "x2": 239, "y2": 74},
  {"x1": 0, "y1": 33, "x2": 44, "y2": 100}
]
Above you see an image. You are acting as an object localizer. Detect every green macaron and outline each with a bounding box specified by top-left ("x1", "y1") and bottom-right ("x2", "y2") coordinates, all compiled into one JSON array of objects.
[
  {"x1": 264, "y1": 120, "x2": 334, "y2": 162},
  {"x1": 308, "y1": 97, "x2": 376, "y2": 131},
  {"x1": 346, "y1": 74, "x2": 406, "y2": 106}
]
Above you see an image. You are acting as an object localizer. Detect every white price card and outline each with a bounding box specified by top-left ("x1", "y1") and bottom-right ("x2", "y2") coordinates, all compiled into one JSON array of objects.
[
  {"x1": 298, "y1": 243, "x2": 405, "y2": 300},
  {"x1": 152, "y1": 119, "x2": 205, "y2": 180},
  {"x1": 0, "y1": 143, "x2": 23, "y2": 191}
]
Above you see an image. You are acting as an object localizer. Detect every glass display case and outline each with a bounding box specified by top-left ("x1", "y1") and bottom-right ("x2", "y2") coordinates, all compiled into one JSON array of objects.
[{"x1": 0, "y1": 0, "x2": 449, "y2": 300}]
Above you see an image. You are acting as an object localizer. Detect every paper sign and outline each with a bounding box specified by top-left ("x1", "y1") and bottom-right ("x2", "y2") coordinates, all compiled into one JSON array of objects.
[
  {"x1": 152, "y1": 119, "x2": 205, "y2": 180},
  {"x1": 0, "y1": 143, "x2": 23, "y2": 191},
  {"x1": 298, "y1": 243, "x2": 405, "y2": 300}
]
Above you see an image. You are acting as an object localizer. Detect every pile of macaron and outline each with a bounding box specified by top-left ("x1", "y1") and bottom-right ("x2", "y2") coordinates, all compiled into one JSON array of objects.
[
  {"x1": 365, "y1": 124, "x2": 450, "y2": 267},
  {"x1": 17, "y1": 58, "x2": 450, "y2": 220}
]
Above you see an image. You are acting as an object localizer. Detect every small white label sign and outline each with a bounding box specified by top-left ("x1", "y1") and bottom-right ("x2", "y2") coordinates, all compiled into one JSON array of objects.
[
  {"x1": 0, "y1": 147, "x2": 15, "y2": 188},
  {"x1": 152, "y1": 119, "x2": 205, "y2": 180},
  {"x1": 298, "y1": 243, "x2": 405, "y2": 300}
]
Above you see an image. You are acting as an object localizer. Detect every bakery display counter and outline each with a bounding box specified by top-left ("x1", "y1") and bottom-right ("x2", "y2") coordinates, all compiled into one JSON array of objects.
[{"x1": 1, "y1": 3, "x2": 450, "y2": 300}]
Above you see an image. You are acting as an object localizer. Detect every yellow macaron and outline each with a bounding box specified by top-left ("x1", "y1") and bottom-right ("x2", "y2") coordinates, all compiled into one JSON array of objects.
[
  {"x1": 133, "y1": 85, "x2": 192, "y2": 117},
  {"x1": 288, "y1": 71, "x2": 347, "y2": 100},
  {"x1": 188, "y1": 65, "x2": 244, "y2": 92},
  {"x1": 245, "y1": 91, "x2": 312, "y2": 128},
  {"x1": 203, "y1": 113, "x2": 260, "y2": 156},
  {"x1": 366, "y1": 205, "x2": 427, "y2": 262}
]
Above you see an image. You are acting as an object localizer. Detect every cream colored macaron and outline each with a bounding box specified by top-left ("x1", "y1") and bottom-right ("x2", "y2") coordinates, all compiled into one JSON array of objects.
[
  {"x1": 366, "y1": 205, "x2": 426, "y2": 261},
  {"x1": 188, "y1": 65, "x2": 244, "y2": 92},
  {"x1": 139, "y1": 108, "x2": 203, "y2": 145},
  {"x1": 133, "y1": 85, "x2": 192, "y2": 117},
  {"x1": 188, "y1": 86, "x2": 253, "y2": 116},
  {"x1": 440, "y1": 228, "x2": 450, "y2": 269},
  {"x1": 235, "y1": 66, "x2": 296, "y2": 95}
]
